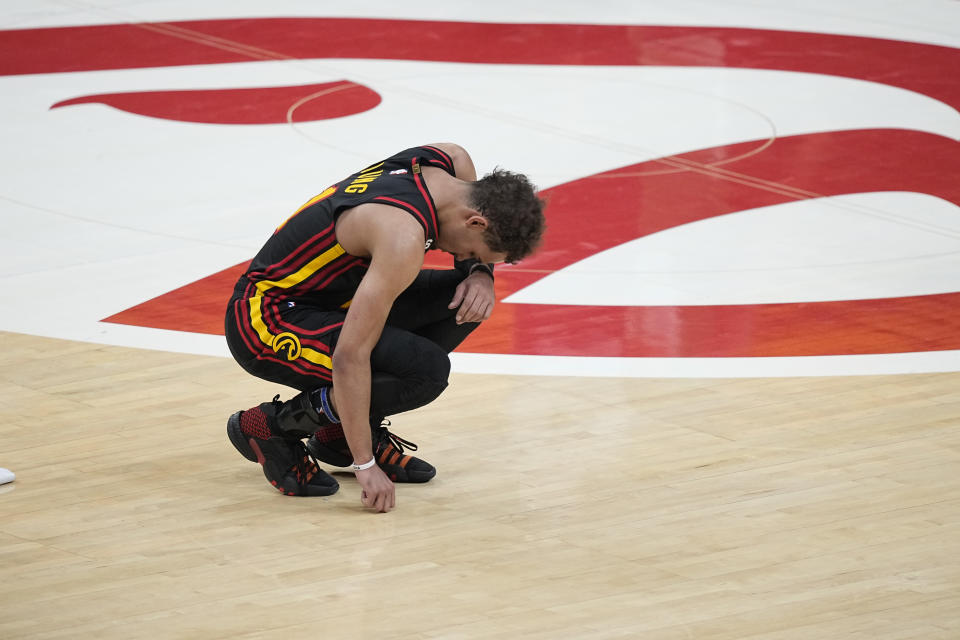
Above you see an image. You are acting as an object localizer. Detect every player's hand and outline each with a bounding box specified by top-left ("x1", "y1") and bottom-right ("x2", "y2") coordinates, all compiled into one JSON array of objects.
[
  {"x1": 448, "y1": 271, "x2": 495, "y2": 324},
  {"x1": 356, "y1": 464, "x2": 395, "y2": 512}
]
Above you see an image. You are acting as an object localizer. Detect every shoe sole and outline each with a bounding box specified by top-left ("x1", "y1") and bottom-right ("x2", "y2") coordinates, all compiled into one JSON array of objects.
[{"x1": 384, "y1": 465, "x2": 437, "y2": 483}]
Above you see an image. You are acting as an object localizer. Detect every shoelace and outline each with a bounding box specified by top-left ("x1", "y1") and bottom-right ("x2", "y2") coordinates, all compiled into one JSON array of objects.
[{"x1": 374, "y1": 420, "x2": 419, "y2": 454}]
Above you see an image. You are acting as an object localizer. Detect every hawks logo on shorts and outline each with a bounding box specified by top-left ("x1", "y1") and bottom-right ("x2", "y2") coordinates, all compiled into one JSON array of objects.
[{"x1": 271, "y1": 332, "x2": 302, "y2": 361}]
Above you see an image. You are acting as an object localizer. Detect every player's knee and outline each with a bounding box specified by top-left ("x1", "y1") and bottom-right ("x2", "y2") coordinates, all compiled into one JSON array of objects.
[
  {"x1": 370, "y1": 332, "x2": 451, "y2": 403},
  {"x1": 422, "y1": 344, "x2": 451, "y2": 390},
  {"x1": 409, "y1": 343, "x2": 450, "y2": 405}
]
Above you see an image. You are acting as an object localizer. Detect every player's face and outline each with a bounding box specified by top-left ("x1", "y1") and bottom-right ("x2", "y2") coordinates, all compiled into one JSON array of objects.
[
  {"x1": 438, "y1": 215, "x2": 508, "y2": 264},
  {"x1": 438, "y1": 231, "x2": 507, "y2": 264},
  {"x1": 443, "y1": 237, "x2": 507, "y2": 264}
]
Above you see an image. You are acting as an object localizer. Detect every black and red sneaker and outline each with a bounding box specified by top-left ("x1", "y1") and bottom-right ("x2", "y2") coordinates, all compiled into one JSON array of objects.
[
  {"x1": 306, "y1": 420, "x2": 436, "y2": 483},
  {"x1": 227, "y1": 397, "x2": 339, "y2": 496}
]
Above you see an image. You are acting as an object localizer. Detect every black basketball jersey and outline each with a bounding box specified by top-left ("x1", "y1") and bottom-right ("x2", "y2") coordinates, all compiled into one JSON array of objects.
[{"x1": 243, "y1": 145, "x2": 456, "y2": 309}]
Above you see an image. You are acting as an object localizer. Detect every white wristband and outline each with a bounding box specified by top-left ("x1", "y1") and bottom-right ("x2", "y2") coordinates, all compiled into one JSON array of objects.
[{"x1": 352, "y1": 457, "x2": 376, "y2": 472}]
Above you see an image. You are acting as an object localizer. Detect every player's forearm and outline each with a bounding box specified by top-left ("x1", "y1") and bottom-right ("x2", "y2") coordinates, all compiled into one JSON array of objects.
[{"x1": 331, "y1": 352, "x2": 375, "y2": 464}]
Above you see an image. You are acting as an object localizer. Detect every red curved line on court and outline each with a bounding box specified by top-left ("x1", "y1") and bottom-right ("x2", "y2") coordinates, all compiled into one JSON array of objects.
[
  {"x1": 6, "y1": 20, "x2": 956, "y2": 215},
  {"x1": 464, "y1": 292, "x2": 960, "y2": 358},
  {"x1": 2, "y1": 19, "x2": 958, "y2": 110},
  {"x1": 514, "y1": 129, "x2": 960, "y2": 276},
  {"x1": 50, "y1": 80, "x2": 381, "y2": 124}
]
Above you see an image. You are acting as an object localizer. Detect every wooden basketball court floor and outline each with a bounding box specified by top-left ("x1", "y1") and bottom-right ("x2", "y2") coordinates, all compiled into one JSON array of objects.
[
  {"x1": 2, "y1": 1, "x2": 960, "y2": 638},
  {"x1": 2, "y1": 332, "x2": 959, "y2": 638}
]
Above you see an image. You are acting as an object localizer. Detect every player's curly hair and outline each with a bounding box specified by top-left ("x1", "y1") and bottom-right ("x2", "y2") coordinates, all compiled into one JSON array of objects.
[{"x1": 469, "y1": 169, "x2": 546, "y2": 263}]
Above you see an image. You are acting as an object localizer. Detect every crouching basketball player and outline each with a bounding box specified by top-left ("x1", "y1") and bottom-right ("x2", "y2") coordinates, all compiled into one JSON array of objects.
[{"x1": 224, "y1": 144, "x2": 546, "y2": 512}]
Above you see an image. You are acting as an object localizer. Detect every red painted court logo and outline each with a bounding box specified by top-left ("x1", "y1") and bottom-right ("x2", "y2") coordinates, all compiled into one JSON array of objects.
[{"x1": 3, "y1": 18, "x2": 957, "y2": 360}]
